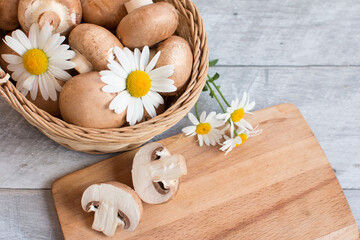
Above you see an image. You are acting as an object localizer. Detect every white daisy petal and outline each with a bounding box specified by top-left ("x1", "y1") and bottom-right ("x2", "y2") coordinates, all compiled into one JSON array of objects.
[
  {"x1": 102, "y1": 85, "x2": 125, "y2": 93},
  {"x1": 101, "y1": 74, "x2": 126, "y2": 89},
  {"x1": 200, "y1": 111, "x2": 206, "y2": 123},
  {"x1": 43, "y1": 33, "x2": 61, "y2": 53},
  {"x1": 142, "y1": 95, "x2": 157, "y2": 118},
  {"x1": 206, "y1": 111, "x2": 216, "y2": 122},
  {"x1": 47, "y1": 44, "x2": 70, "y2": 57},
  {"x1": 126, "y1": 97, "x2": 137, "y2": 125},
  {"x1": 136, "y1": 98, "x2": 144, "y2": 122},
  {"x1": 198, "y1": 135, "x2": 204, "y2": 147},
  {"x1": 139, "y1": 46, "x2": 149, "y2": 71},
  {"x1": 4, "y1": 36, "x2": 27, "y2": 56},
  {"x1": 147, "y1": 90, "x2": 164, "y2": 105},
  {"x1": 30, "y1": 76, "x2": 39, "y2": 100},
  {"x1": 50, "y1": 59, "x2": 76, "y2": 70},
  {"x1": 239, "y1": 92, "x2": 247, "y2": 108},
  {"x1": 149, "y1": 65, "x2": 174, "y2": 80},
  {"x1": 188, "y1": 112, "x2": 199, "y2": 125},
  {"x1": 245, "y1": 101, "x2": 255, "y2": 111},
  {"x1": 38, "y1": 22, "x2": 53, "y2": 49},
  {"x1": 134, "y1": 48, "x2": 141, "y2": 70},
  {"x1": 38, "y1": 75, "x2": 49, "y2": 100},
  {"x1": 114, "y1": 47, "x2": 132, "y2": 73},
  {"x1": 13, "y1": 30, "x2": 31, "y2": 50},
  {"x1": 48, "y1": 66, "x2": 72, "y2": 80},
  {"x1": 182, "y1": 126, "x2": 196, "y2": 135},
  {"x1": 2, "y1": 54, "x2": 22, "y2": 64},
  {"x1": 124, "y1": 48, "x2": 136, "y2": 72},
  {"x1": 110, "y1": 91, "x2": 130, "y2": 114},
  {"x1": 29, "y1": 24, "x2": 39, "y2": 48},
  {"x1": 145, "y1": 51, "x2": 161, "y2": 73},
  {"x1": 150, "y1": 84, "x2": 177, "y2": 93},
  {"x1": 7, "y1": 63, "x2": 24, "y2": 72},
  {"x1": 107, "y1": 60, "x2": 128, "y2": 79}
]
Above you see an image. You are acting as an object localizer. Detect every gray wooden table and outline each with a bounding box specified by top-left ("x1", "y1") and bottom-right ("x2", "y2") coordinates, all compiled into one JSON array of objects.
[{"x1": 1, "y1": 0, "x2": 360, "y2": 239}]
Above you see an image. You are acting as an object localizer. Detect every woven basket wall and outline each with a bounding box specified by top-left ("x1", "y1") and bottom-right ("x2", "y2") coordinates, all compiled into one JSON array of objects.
[{"x1": 0, "y1": 0, "x2": 209, "y2": 154}]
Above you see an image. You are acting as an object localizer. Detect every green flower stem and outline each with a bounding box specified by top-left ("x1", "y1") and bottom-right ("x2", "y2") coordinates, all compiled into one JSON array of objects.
[
  {"x1": 194, "y1": 101, "x2": 200, "y2": 120},
  {"x1": 210, "y1": 80, "x2": 231, "y2": 107},
  {"x1": 206, "y1": 81, "x2": 226, "y2": 113}
]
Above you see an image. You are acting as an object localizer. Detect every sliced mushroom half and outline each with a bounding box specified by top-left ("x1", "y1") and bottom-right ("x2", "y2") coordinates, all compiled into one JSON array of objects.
[
  {"x1": 132, "y1": 142, "x2": 187, "y2": 204},
  {"x1": 81, "y1": 182, "x2": 143, "y2": 237}
]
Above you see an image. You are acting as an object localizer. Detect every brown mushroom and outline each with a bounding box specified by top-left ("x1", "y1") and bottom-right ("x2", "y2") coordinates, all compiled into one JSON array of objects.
[
  {"x1": 81, "y1": 182, "x2": 143, "y2": 237},
  {"x1": 69, "y1": 24, "x2": 124, "y2": 73},
  {"x1": 156, "y1": 36, "x2": 193, "y2": 96},
  {"x1": 81, "y1": 0, "x2": 129, "y2": 30},
  {"x1": 116, "y1": 0, "x2": 178, "y2": 48},
  {"x1": 17, "y1": 0, "x2": 82, "y2": 35},
  {"x1": 132, "y1": 142, "x2": 187, "y2": 204},
  {"x1": 59, "y1": 71, "x2": 127, "y2": 128},
  {"x1": 0, "y1": 0, "x2": 20, "y2": 31}
]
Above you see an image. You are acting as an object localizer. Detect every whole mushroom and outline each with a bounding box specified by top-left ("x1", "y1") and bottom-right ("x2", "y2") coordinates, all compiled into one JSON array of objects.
[
  {"x1": 81, "y1": 182, "x2": 143, "y2": 237},
  {"x1": 116, "y1": 0, "x2": 178, "y2": 48},
  {"x1": 0, "y1": 0, "x2": 20, "y2": 31},
  {"x1": 81, "y1": 0, "x2": 129, "y2": 30},
  {"x1": 69, "y1": 24, "x2": 124, "y2": 73},
  {"x1": 132, "y1": 142, "x2": 187, "y2": 204},
  {"x1": 156, "y1": 36, "x2": 193, "y2": 96},
  {"x1": 17, "y1": 0, "x2": 82, "y2": 35},
  {"x1": 59, "y1": 72, "x2": 127, "y2": 128}
]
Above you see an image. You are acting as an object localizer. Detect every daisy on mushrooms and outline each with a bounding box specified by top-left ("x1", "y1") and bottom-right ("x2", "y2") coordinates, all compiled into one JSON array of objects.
[
  {"x1": 2, "y1": 22, "x2": 75, "y2": 101},
  {"x1": 182, "y1": 111, "x2": 224, "y2": 147},
  {"x1": 100, "y1": 46, "x2": 176, "y2": 126}
]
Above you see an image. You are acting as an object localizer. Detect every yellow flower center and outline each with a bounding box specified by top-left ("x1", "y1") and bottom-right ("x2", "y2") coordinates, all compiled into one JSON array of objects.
[
  {"x1": 195, "y1": 123, "x2": 211, "y2": 135},
  {"x1": 231, "y1": 108, "x2": 245, "y2": 122},
  {"x1": 126, "y1": 70, "x2": 151, "y2": 98},
  {"x1": 236, "y1": 133, "x2": 248, "y2": 147},
  {"x1": 22, "y1": 49, "x2": 49, "y2": 75}
]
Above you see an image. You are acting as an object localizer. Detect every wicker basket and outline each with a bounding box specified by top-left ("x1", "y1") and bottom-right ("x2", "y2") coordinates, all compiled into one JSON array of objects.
[{"x1": 0, "y1": 0, "x2": 209, "y2": 154}]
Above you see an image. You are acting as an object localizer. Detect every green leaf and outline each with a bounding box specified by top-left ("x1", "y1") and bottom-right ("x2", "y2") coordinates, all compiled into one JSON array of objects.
[
  {"x1": 209, "y1": 91, "x2": 215, "y2": 98},
  {"x1": 202, "y1": 85, "x2": 208, "y2": 92},
  {"x1": 212, "y1": 73, "x2": 220, "y2": 81},
  {"x1": 209, "y1": 59, "x2": 219, "y2": 67}
]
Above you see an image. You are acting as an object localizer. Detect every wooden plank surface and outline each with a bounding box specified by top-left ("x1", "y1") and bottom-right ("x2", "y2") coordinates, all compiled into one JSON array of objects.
[
  {"x1": 52, "y1": 104, "x2": 358, "y2": 240},
  {"x1": 0, "y1": 0, "x2": 360, "y2": 239}
]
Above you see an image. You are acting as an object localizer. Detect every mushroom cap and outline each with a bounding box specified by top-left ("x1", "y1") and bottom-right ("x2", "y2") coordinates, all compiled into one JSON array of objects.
[
  {"x1": 156, "y1": 36, "x2": 193, "y2": 96},
  {"x1": 81, "y1": 0, "x2": 129, "y2": 30},
  {"x1": 0, "y1": 0, "x2": 20, "y2": 31},
  {"x1": 116, "y1": 2, "x2": 178, "y2": 49},
  {"x1": 59, "y1": 71, "x2": 126, "y2": 128},
  {"x1": 132, "y1": 142, "x2": 179, "y2": 204},
  {"x1": 69, "y1": 24, "x2": 124, "y2": 71},
  {"x1": 81, "y1": 182, "x2": 143, "y2": 233},
  {"x1": 26, "y1": 79, "x2": 64, "y2": 117},
  {"x1": 17, "y1": 0, "x2": 82, "y2": 35}
]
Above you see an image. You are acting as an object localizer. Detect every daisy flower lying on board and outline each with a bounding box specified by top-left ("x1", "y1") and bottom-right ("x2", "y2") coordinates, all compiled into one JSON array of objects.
[
  {"x1": 182, "y1": 111, "x2": 224, "y2": 147},
  {"x1": 2, "y1": 22, "x2": 75, "y2": 101},
  {"x1": 100, "y1": 46, "x2": 176, "y2": 126},
  {"x1": 182, "y1": 59, "x2": 262, "y2": 155}
]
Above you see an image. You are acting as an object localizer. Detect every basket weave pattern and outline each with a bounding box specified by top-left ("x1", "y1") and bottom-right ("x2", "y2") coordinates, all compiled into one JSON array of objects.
[{"x1": 0, "y1": 0, "x2": 209, "y2": 154}]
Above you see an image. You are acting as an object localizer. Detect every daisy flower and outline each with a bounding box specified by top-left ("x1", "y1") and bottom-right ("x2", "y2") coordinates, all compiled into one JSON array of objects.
[
  {"x1": 220, "y1": 127, "x2": 262, "y2": 155},
  {"x1": 182, "y1": 111, "x2": 225, "y2": 147},
  {"x1": 2, "y1": 22, "x2": 75, "y2": 101},
  {"x1": 217, "y1": 92, "x2": 255, "y2": 132},
  {"x1": 100, "y1": 46, "x2": 176, "y2": 126}
]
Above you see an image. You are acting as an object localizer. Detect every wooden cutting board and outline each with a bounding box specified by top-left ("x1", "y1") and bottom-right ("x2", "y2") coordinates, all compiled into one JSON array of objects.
[{"x1": 52, "y1": 103, "x2": 359, "y2": 240}]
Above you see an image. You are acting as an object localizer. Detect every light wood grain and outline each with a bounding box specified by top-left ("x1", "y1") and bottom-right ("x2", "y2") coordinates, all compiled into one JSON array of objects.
[
  {"x1": 52, "y1": 104, "x2": 359, "y2": 240},
  {"x1": 194, "y1": 0, "x2": 360, "y2": 66}
]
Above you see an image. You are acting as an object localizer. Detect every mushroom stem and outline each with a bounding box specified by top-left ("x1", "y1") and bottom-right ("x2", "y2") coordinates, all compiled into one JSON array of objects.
[
  {"x1": 125, "y1": 0, "x2": 153, "y2": 13},
  {"x1": 71, "y1": 50, "x2": 94, "y2": 74},
  {"x1": 150, "y1": 154, "x2": 187, "y2": 183},
  {"x1": 37, "y1": 11, "x2": 61, "y2": 31},
  {"x1": 92, "y1": 202, "x2": 119, "y2": 237}
]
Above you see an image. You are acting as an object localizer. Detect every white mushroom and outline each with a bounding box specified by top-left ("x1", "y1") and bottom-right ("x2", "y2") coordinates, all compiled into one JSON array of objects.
[
  {"x1": 81, "y1": 182, "x2": 143, "y2": 237},
  {"x1": 132, "y1": 142, "x2": 187, "y2": 204},
  {"x1": 17, "y1": 0, "x2": 82, "y2": 35}
]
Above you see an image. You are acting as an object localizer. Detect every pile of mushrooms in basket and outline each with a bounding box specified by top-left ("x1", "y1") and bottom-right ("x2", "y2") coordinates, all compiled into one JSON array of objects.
[
  {"x1": 0, "y1": 0, "x2": 193, "y2": 127},
  {"x1": 0, "y1": 0, "x2": 192, "y2": 236}
]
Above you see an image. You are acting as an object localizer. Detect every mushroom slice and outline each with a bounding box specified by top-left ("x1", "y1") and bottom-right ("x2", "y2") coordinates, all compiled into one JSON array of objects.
[
  {"x1": 81, "y1": 182, "x2": 143, "y2": 237},
  {"x1": 132, "y1": 142, "x2": 188, "y2": 204},
  {"x1": 18, "y1": 0, "x2": 82, "y2": 35}
]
